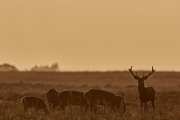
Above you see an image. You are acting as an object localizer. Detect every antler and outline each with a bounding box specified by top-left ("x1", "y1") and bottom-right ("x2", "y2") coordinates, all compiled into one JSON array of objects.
[
  {"x1": 128, "y1": 66, "x2": 140, "y2": 80},
  {"x1": 129, "y1": 66, "x2": 155, "y2": 80},
  {"x1": 142, "y1": 66, "x2": 155, "y2": 80}
]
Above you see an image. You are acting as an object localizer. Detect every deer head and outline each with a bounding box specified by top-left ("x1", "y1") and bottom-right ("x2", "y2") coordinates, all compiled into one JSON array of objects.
[{"x1": 128, "y1": 66, "x2": 155, "y2": 85}]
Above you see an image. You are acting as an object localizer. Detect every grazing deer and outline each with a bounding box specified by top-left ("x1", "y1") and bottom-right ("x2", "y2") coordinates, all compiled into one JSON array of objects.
[
  {"x1": 47, "y1": 89, "x2": 59, "y2": 109},
  {"x1": 84, "y1": 89, "x2": 120, "y2": 112},
  {"x1": 57, "y1": 90, "x2": 88, "y2": 112},
  {"x1": 128, "y1": 66, "x2": 155, "y2": 111},
  {"x1": 21, "y1": 96, "x2": 48, "y2": 114}
]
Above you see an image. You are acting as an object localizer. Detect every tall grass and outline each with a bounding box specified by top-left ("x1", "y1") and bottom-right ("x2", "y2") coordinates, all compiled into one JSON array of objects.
[{"x1": 0, "y1": 71, "x2": 180, "y2": 119}]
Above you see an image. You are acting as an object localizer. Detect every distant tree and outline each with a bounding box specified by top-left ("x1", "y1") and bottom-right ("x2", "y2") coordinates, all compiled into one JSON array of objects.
[
  {"x1": 51, "y1": 63, "x2": 58, "y2": 69},
  {"x1": 0, "y1": 63, "x2": 18, "y2": 71},
  {"x1": 30, "y1": 63, "x2": 60, "y2": 72},
  {"x1": 51, "y1": 63, "x2": 59, "y2": 71}
]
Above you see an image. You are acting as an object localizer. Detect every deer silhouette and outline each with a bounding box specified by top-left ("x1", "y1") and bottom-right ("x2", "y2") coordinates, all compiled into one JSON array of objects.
[{"x1": 129, "y1": 66, "x2": 155, "y2": 111}]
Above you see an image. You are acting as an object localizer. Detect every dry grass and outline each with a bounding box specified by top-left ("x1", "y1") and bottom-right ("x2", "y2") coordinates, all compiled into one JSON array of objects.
[{"x1": 0, "y1": 71, "x2": 180, "y2": 120}]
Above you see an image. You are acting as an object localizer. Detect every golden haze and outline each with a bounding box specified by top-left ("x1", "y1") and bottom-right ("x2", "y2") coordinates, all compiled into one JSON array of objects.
[{"x1": 0, "y1": 1, "x2": 180, "y2": 71}]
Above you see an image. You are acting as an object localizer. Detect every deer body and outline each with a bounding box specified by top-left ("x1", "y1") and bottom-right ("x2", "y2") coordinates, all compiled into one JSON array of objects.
[
  {"x1": 84, "y1": 89, "x2": 122, "y2": 112},
  {"x1": 57, "y1": 90, "x2": 88, "y2": 111},
  {"x1": 21, "y1": 96, "x2": 48, "y2": 113},
  {"x1": 138, "y1": 86, "x2": 155, "y2": 103},
  {"x1": 47, "y1": 89, "x2": 59, "y2": 109},
  {"x1": 129, "y1": 66, "x2": 155, "y2": 111}
]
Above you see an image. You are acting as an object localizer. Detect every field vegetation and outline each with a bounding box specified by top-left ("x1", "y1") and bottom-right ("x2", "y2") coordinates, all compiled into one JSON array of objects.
[{"x1": 0, "y1": 71, "x2": 180, "y2": 120}]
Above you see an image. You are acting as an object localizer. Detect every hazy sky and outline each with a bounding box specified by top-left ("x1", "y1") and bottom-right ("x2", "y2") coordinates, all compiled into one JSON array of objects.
[{"x1": 0, "y1": 1, "x2": 180, "y2": 71}]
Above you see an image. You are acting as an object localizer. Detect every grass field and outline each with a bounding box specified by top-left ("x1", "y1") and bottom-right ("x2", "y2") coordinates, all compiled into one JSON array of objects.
[{"x1": 0, "y1": 71, "x2": 180, "y2": 120}]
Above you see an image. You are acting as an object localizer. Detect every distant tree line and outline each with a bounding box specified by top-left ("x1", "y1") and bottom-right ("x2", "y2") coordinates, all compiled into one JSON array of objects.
[
  {"x1": 0, "y1": 63, "x2": 60, "y2": 72},
  {"x1": 30, "y1": 63, "x2": 59, "y2": 72}
]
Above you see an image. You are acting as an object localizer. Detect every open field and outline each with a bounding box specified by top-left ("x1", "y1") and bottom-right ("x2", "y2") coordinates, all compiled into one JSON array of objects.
[{"x1": 1, "y1": 71, "x2": 180, "y2": 120}]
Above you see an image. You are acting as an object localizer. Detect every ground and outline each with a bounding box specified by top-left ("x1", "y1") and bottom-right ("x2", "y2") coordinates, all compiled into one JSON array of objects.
[{"x1": 0, "y1": 71, "x2": 180, "y2": 120}]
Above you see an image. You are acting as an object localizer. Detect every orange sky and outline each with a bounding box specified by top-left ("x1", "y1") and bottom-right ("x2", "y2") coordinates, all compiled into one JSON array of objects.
[{"x1": 0, "y1": 1, "x2": 180, "y2": 71}]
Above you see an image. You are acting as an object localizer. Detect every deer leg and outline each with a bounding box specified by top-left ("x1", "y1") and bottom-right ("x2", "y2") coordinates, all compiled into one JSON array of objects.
[
  {"x1": 151, "y1": 100, "x2": 155, "y2": 110},
  {"x1": 89, "y1": 102, "x2": 93, "y2": 111},
  {"x1": 48, "y1": 103, "x2": 51, "y2": 108},
  {"x1": 89, "y1": 101, "x2": 97, "y2": 112},
  {"x1": 52, "y1": 104, "x2": 55, "y2": 110},
  {"x1": 144, "y1": 102, "x2": 148, "y2": 110},
  {"x1": 24, "y1": 106, "x2": 27, "y2": 111},
  {"x1": 91, "y1": 104, "x2": 98, "y2": 113},
  {"x1": 83, "y1": 103, "x2": 89, "y2": 112},
  {"x1": 84, "y1": 106, "x2": 88, "y2": 112},
  {"x1": 61, "y1": 104, "x2": 65, "y2": 110},
  {"x1": 123, "y1": 104, "x2": 126, "y2": 112},
  {"x1": 94, "y1": 105, "x2": 98, "y2": 113},
  {"x1": 140, "y1": 102, "x2": 143, "y2": 111}
]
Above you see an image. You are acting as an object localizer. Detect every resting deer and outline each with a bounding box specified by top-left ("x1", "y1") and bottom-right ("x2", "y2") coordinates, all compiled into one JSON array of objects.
[{"x1": 128, "y1": 66, "x2": 155, "y2": 111}]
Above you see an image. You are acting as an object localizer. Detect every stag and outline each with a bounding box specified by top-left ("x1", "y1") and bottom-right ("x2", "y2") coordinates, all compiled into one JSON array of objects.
[
  {"x1": 47, "y1": 89, "x2": 59, "y2": 109},
  {"x1": 84, "y1": 89, "x2": 120, "y2": 112},
  {"x1": 57, "y1": 90, "x2": 88, "y2": 111},
  {"x1": 21, "y1": 96, "x2": 48, "y2": 114},
  {"x1": 128, "y1": 66, "x2": 155, "y2": 111}
]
